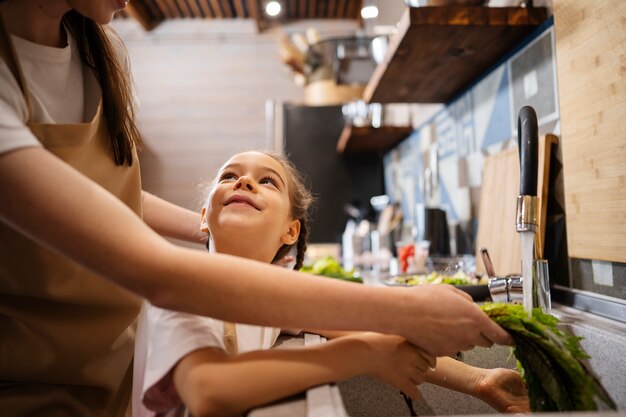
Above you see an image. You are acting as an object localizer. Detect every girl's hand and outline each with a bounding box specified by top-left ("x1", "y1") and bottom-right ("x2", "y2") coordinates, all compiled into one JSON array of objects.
[{"x1": 348, "y1": 333, "x2": 436, "y2": 399}]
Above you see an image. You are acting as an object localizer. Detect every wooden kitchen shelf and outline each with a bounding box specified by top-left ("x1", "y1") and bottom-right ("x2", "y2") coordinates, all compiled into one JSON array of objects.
[
  {"x1": 363, "y1": 6, "x2": 548, "y2": 104},
  {"x1": 336, "y1": 125, "x2": 413, "y2": 153}
]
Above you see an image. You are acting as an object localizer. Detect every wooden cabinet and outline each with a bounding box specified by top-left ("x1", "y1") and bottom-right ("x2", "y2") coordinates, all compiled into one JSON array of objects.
[{"x1": 364, "y1": 6, "x2": 547, "y2": 103}]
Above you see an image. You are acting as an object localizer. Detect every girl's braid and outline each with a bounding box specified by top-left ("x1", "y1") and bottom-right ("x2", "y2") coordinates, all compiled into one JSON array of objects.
[{"x1": 293, "y1": 217, "x2": 308, "y2": 271}]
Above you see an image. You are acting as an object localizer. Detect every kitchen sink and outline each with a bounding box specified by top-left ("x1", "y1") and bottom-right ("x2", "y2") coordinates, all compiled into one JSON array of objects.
[
  {"x1": 251, "y1": 304, "x2": 625, "y2": 416},
  {"x1": 338, "y1": 345, "x2": 516, "y2": 416},
  {"x1": 338, "y1": 305, "x2": 625, "y2": 416}
]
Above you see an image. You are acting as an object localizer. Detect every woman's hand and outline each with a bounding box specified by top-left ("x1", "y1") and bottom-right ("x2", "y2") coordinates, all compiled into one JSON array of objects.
[
  {"x1": 346, "y1": 333, "x2": 435, "y2": 400},
  {"x1": 394, "y1": 285, "x2": 512, "y2": 357}
]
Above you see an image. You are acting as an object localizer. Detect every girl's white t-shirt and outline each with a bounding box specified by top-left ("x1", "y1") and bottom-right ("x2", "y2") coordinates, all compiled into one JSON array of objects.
[
  {"x1": 133, "y1": 303, "x2": 283, "y2": 417},
  {"x1": 0, "y1": 31, "x2": 103, "y2": 154}
]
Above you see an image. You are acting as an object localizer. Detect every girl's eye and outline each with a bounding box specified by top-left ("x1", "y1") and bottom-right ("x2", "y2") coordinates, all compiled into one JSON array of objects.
[
  {"x1": 220, "y1": 172, "x2": 237, "y2": 181},
  {"x1": 260, "y1": 177, "x2": 278, "y2": 187}
]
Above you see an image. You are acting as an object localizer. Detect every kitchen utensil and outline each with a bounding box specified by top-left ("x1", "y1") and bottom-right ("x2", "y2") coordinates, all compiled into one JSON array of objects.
[
  {"x1": 480, "y1": 247, "x2": 496, "y2": 277},
  {"x1": 377, "y1": 204, "x2": 395, "y2": 236},
  {"x1": 423, "y1": 207, "x2": 450, "y2": 256}
]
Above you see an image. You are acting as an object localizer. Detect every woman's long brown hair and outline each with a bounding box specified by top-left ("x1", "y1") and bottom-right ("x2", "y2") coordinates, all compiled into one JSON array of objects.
[{"x1": 63, "y1": 11, "x2": 141, "y2": 166}]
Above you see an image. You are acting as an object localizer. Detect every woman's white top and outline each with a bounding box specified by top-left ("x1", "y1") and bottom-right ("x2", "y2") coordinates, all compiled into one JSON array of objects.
[
  {"x1": 133, "y1": 303, "x2": 283, "y2": 417},
  {"x1": 0, "y1": 31, "x2": 103, "y2": 154}
]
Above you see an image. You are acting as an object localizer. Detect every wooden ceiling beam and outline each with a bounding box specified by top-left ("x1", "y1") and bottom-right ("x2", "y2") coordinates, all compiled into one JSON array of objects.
[
  {"x1": 162, "y1": 0, "x2": 180, "y2": 17},
  {"x1": 220, "y1": 0, "x2": 233, "y2": 17},
  {"x1": 233, "y1": 0, "x2": 246, "y2": 18},
  {"x1": 283, "y1": 0, "x2": 290, "y2": 18},
  {"x1": 328, "y1": 0, "x2": 337, "y2": 18},
  {"x1": 142, "y1": 0, "x2": 165, "y2": 20},
  {"x1": 118, "y1": 0, "x2": 365, "y2": 22},
  {"x1": 246, "y1": 0, "x2": 264, "y2": 32},
  {"x1": 126, "y1": 2, "x2": 161, "y2": 29},
  {"x1": 196, "y1": 0, "x2": 214, "y2": 17},
  {"x1": 154, "y1": 0, "x2": 174, "y2": 18},
  {"x1": 175, "y1": 0, "x2": 192, "y2": 17},
  {"x1": 186, "y1": 0, "x2": 203, "y2": 17},
  {"x1": 209, "y1": 0, "x2": 223, "y2": 17},
  {"x1": 346, "y1": 0, "x2": 356, "y2": 19},
  {"x1": 298, "y1": 0, "x2": 306, "y2": 19},
  {"x1": 318, "y1": 0, "x2": 326, "y2": 18},
  {"x1": 337, "y1": 0, "x2": 347, "y2": 19}
]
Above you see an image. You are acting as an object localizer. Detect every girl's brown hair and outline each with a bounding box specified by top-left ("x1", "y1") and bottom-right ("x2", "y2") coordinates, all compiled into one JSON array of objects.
[
  {"x1": 63, "y1": 11, "x2": 141, "y2": 166},
  {"x1": 263, "y1": 152, "x2": 314, "y2": 271}
]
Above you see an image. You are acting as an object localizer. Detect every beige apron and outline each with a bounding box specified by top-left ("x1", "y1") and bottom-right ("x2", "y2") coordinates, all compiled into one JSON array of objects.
[{"x1": 0, "y1": 19, "x2": 142, "y2": 417}]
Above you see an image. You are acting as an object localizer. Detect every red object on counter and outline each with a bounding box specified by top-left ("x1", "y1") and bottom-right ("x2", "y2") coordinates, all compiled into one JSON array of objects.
[{"x1": 397, "y1": 243, "x2": 415, "y2": 273}]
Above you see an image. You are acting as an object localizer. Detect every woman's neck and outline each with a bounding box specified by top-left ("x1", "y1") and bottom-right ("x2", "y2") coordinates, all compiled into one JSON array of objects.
[{"x1": 0, "y1": 0, "x2": 70, "y2": 47}]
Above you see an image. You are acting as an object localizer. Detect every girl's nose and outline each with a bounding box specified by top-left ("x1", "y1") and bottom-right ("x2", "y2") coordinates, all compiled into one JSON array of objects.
[{"x1": 234, "y1": 176, "x2": 256, "y2": 192}]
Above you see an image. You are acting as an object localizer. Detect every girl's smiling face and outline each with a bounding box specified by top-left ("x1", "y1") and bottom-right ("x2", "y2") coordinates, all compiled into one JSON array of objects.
[{"x1": 205, "y1": 152, "x2": 300, "y2": 262}]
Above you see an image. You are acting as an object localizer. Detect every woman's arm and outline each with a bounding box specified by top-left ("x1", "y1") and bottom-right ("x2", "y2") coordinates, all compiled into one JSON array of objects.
[
  {"x1": 141, "y1": 190, "x2": 206, "y2": 244},
  {"x1": 173, "y1": 333, "x2": 433, "y2": 417},
  {"x1": 0, "y1": 147, "x2": 511, "y2": 356}
]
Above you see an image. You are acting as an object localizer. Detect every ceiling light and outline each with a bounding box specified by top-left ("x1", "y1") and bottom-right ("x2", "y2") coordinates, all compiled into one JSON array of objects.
[
  {"x1": 265, "y1": 1, "x2": 282, "y2": 17},
  {"x1": 360, "y1": 5, "x2": 378, "y2": 19}
]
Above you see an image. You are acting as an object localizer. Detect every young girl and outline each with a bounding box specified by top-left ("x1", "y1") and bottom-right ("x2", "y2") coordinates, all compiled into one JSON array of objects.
[{"x1": 134, "y1": 151, "x2": 529, "y2": 417}]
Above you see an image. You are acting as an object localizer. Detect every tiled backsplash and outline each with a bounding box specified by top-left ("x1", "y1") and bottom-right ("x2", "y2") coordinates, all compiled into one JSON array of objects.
[{"x1": 383, "y1": 18, "x2": 625, "y2": 302}]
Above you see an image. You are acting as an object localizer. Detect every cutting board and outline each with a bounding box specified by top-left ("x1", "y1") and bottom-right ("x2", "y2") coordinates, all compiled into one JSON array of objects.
[
  {"x1": 554, "y1": 0, "x2": 626, "y2": 263},
  {"x1": 475, "y1": 135, "x2": 557, "y2": 276}
]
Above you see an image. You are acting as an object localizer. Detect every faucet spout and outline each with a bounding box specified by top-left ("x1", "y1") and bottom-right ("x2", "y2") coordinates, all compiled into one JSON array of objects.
[
  {"x1": 516, "y1": 106, "x2": 551, "y2": 313},
  {"x1": 486, "y1": 106, "x2": 551, "y2": 313}
]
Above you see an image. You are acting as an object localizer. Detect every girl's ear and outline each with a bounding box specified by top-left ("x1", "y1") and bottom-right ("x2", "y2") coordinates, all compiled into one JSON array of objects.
[
  {"x1": 280, "y1": 219, "x2": 301, "y2": 245},
  {"x1": 200, "y1": 206, "x2": 209, "y2": 232}
]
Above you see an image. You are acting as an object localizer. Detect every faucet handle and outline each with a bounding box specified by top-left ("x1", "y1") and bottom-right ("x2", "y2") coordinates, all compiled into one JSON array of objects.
[
  {"x1": 517, "y1": 106, "x2": 538, "y2": 197},
  {"x1": 488, "y1": 277, "x2": 508, "y2": 303},
  {"x1": 487, "y1": 275, "x2": 524, "y2": 304},
  {"x1": 507, "y1": 275, "x2": 524, "y2": 304}
]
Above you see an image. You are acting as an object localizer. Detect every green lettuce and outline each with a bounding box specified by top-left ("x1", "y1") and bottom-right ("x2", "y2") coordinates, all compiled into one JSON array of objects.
[
  {"x1": 300, "y1": 256, "x2": 362, "y2": 283},
  {"x1": 481, "y1": 303, "x2": 616, "y2": 411}
]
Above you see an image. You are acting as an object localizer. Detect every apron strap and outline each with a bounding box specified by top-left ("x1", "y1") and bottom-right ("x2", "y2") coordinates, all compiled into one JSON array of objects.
[
  {"x1": 0, "y1": 11, "x2": 34, "y2": 122},
  {"x1": 223, "y1": 322, "x2": 239, "y2": 355}
]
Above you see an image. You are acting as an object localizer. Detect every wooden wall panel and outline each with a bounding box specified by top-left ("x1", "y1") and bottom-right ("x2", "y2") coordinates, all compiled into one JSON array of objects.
[{"x1": 554, "y1": 0, "x2": 626, "y2": 262}]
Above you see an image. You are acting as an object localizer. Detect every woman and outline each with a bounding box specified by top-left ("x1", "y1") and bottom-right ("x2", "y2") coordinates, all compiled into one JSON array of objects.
[{"x1": 0, "y1": 1, "x2": 511, "y2": 416}]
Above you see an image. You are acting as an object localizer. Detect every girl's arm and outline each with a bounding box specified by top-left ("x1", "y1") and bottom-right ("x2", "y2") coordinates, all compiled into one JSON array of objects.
[
  {"x1": 305, "y1": 329, "x2": 486, "y2": 393},
  {"x1": 141, "y1": 190, "x2": 206, "y2": 244},
  {"x1": 309, "y1": 330, "x2": 529, "y2": 413},
  {"x1": 0, "y1": 147, "x2": 511, "y2": 356},
  {"x1": 173, "y1": 333, "x2": 434, "y2": 417}
]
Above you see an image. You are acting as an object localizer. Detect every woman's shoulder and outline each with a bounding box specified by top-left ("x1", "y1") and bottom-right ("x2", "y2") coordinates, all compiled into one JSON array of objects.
[
  {"x1": 0, "y1": 59, "x2": 28, "y2": 120},
  {"x1": 0, "y1": 60, "x2": 39, "y2": 155}
]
